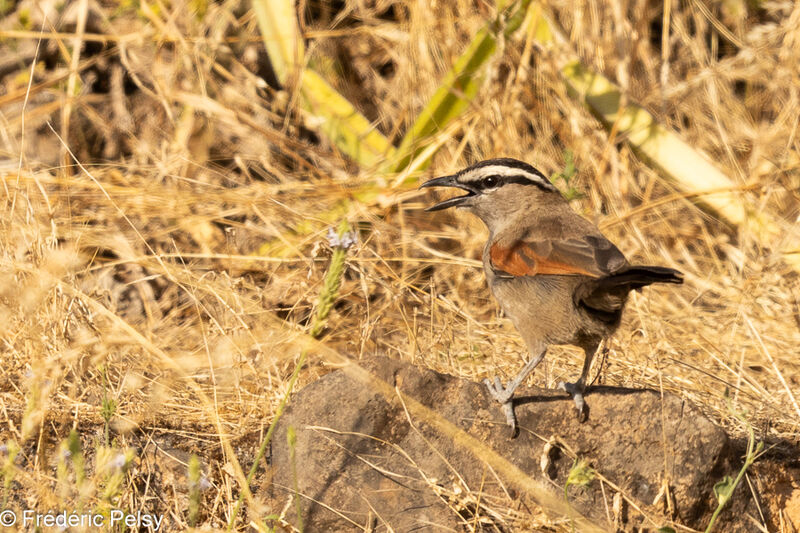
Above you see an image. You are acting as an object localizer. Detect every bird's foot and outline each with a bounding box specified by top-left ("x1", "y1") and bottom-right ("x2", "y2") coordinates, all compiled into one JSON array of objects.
[
  {"x1": 483, "y1": 377, "x2": 519, "y2": 436},
  {"x1": 484, "y1": 376, "x2": 514, "y2": 404},
  {"x1": 557, "y1": 381, "x2": 587, "y2": 421}
]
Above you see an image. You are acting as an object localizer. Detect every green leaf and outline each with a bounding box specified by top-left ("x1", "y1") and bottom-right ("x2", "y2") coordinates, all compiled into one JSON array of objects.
[
  {"x1": 526, "y1": 5, "x2": 800, "y2": 272},
  {"x1": 253, "y1": 0, "x2": 394, "y2": 169},
  {"x1": 252, "y1": 1, "x2": 535, "y2": 253},
  {"x1": 713, "y1": 475, "x2": 734, "y2": 504},
  {"x1": 387, "y1": 27, "x2": 496, "y2": 174},
  {"x1": 386, "y1": 0, "x2": 534, "y2": 176},
  {"x1": 300, "y1": 70, "x2": 395, "y2": 169},
  {"x1": 251, "y1": 0, "x2": 304, "y2": 85}
]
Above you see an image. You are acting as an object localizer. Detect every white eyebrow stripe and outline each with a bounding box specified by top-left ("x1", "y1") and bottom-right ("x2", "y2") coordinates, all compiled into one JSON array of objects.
[{"x1": 462, "y1": 165, "x2": 556, "y2": 190}]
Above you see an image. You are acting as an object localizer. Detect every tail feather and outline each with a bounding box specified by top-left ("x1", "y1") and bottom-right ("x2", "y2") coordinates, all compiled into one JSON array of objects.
[
  {"x1": 576, "y1": 266, "x2": 683, "y2": 322},
  {"x1": 598, "y1": 265, "x2": 684, "y2": 290}
]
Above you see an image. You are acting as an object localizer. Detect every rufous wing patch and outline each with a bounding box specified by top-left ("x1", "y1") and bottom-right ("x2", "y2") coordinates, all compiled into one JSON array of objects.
[{"x1": 490, "y1": 240, "x2": 600, "y2": 277}]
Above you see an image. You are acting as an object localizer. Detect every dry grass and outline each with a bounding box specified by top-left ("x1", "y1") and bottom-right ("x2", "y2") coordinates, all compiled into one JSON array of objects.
[{"x1": 1, "y1": 0, "x2": 799, "y2": 530}]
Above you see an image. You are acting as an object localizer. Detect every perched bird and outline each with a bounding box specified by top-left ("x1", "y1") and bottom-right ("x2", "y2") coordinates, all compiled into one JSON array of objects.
[{"x1": 422, "y1": 158, "x2": 683, "y2": 433}]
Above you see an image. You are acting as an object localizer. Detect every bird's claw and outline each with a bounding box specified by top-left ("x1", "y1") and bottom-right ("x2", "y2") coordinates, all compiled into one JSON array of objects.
[
  {"x1": 558, "y1": 381, "x2": 587, "y2": 421},
  {"x1": 483, "y1": 378, "x2": 519, "y2": 435},
  {"x1": 484, "y1": 377, "x2": 514, "y2": 404}
]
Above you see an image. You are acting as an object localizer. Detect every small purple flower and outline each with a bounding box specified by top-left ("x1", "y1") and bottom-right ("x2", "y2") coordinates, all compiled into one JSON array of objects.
[{"x1": 327, "y1": 227, "x2": 357, "y2": 250}]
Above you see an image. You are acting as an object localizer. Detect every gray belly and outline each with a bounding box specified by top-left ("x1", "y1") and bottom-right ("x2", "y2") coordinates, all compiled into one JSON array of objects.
[{"x1": 488, "y1": 274, "x2": 615, "y2": 349}]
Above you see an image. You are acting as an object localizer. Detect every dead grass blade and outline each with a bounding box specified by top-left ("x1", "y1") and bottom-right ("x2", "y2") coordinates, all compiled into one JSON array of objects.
[{"x1": 527, "y1": 4, "x2": 800, "y2": 272}]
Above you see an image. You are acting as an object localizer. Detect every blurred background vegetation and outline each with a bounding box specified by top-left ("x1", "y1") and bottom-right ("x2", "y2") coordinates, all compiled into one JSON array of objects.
[{"x1": 1, "y1": 0, "x2": 799, "y2": 530}]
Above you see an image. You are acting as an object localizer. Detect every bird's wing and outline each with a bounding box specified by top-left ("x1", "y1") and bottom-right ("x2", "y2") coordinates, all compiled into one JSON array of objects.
[{"x1": 489, "y1": 233, "x2": 628, "y2": 278}]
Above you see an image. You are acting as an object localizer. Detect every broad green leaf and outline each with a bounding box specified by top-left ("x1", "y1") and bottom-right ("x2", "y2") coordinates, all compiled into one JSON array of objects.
[
  {"x1": 387, "y1": 27, "x2": 496, "y2": 174},
  {"x1": 387, "y1": 0, "x2": 534, "y2": 175},
  {"x1": 562, "y1": 59, "x2": 751, "y2": 228},
  {"x1": 255, "y1": 0, "x2": 536, "y2": 179},
  {"x1": 253, "y1": 0, "x2": 393, "y2": 169},
  {"x1": 252, "y1": 0, "x2": 304, "y2": 84},
  {"x1": 527, "y1": 4, "x2": 799, "y2": 272},
  {"x1": 252, "y1": 0, "x2": 535, "y2": 254},
  {"x1": 300, "y1": 70, "x2": 396, "y2": 169}
]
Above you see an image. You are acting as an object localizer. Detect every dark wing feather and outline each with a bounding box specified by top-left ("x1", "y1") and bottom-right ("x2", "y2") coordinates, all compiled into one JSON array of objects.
[{"x1": 490, "y1": 234, "x2": 628, "y2": 278}]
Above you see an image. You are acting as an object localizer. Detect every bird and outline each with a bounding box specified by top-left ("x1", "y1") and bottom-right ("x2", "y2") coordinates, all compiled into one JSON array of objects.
[{"x1": 421, "y1": 157, "x2": 683, "y2": 434}]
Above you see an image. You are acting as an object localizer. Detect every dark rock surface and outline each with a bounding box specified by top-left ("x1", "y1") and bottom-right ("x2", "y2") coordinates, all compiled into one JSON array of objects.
[{"x1": 268, "y1": 357, "x2": 765, "y2": 531}]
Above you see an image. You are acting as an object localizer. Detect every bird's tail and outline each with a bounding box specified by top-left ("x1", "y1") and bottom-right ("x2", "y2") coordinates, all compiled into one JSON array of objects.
[
  {"x1": 598, "y1": 265, "x2": 684, "y2": 291},
  {"x1": 575, "y1": 266, "x2": 682, "y2": 323},
  {"x1": 575, "y1": 266, "x2": 683, "y2": 322}
]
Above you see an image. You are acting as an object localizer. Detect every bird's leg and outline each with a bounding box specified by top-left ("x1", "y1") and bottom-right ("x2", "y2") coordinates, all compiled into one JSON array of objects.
[
  {"x1": 484, "y1": 347, "x2": 546, "y2": 433},
  {"x1": 558, "y1": 342, "x2": 600, "y2": 418}
]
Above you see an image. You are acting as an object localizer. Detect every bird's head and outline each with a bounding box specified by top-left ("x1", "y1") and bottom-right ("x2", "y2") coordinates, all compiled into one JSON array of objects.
[{"x1": 421, "y1": 158, "x2": 562, "y2": 230}]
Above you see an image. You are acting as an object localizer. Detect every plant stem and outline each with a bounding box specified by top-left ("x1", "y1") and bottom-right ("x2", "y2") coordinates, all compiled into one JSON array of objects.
[{"x1": 227, "y1": 221, "x2": 354, "y2": 530}]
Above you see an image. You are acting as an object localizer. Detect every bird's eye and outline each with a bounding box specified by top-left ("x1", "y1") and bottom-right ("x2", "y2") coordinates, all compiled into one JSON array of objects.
[{"x1": 483, "y1": 175, "x2": 500, "y2": 188}]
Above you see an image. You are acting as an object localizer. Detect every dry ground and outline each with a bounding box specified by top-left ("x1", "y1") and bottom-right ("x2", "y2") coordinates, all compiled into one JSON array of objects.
[{"x1": 1, "y1": 0, "x2": 799, "y2": 530}]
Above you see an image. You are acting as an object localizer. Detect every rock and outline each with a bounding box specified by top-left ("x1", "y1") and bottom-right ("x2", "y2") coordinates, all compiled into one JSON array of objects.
[{"x1": 267, "y1": 357, "x2": 760, "y2": 531}]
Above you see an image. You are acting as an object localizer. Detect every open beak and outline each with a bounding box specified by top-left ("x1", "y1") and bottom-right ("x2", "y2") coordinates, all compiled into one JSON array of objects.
[{"x1": 420, "y1": 175, "x2": 477, "y2": 211}]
